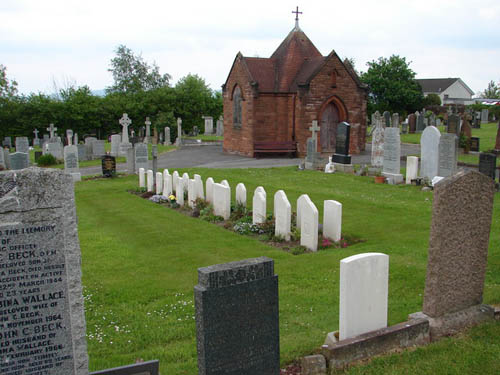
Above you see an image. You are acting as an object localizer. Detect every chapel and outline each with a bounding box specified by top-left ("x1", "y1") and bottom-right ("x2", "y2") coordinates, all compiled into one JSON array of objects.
[{"x1": 222, "y1": 10, "x2": 368, "y2": 157}]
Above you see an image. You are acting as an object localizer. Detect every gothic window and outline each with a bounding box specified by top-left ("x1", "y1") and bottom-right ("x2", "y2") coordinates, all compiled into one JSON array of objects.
[{"x1": 233, "y1": 86, "x2": 242, "y2": 127}]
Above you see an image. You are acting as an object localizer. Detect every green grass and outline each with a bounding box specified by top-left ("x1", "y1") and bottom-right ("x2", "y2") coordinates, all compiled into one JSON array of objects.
[
  {"x1": 75, "y1": 168, "x2": 500, "y2": 374},
  {"x1": 184, "y1": 135, "x2": 223, "y2": 142}
]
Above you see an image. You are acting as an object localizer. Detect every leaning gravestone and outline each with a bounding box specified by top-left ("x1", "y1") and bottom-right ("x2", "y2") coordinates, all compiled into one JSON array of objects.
[
  {"x1": 194, "y1": 257, "x2": 279, "y2": 375},
  {"x1": 416, "y1": 170, "x2": 495, "y2": 337},
  {"x1": 420, "y1": 126, "x2": 441, "y2": 181},
  {"x1": 134, "y1": 143, "x2": 148, "y2": 173},
  {"x1": 15, "y1": 136, "x2": 30, "y2": 154},
  {"x1": 478, "y1": 153, "x2": 497, "y2": 180},
  {"x1": 437, "y1": 134, "x2": 458, "y2": 178},
  {"x1": 10, "y1": 152, "x2": 30, "y2": 170},
  {"x1": 0, "y1": 167, "x2": 88, "y2": 374}
]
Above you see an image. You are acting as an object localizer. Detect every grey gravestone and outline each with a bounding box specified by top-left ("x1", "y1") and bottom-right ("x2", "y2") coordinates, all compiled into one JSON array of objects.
[
  {"x1": 0, "y1": 167, "x2": 88, "y2": 374},
  {"x1": 3, "y1": 136, "x2": 12, "y2": 148},
  {"x1": 176, "y1": 118, "x2": 183, "y2": 146},
  {"x1": 130, "y1": 136, "x2": 139, "y2": 146},
  {"x1": 447, "y1": 114, "x2": 461, "y2": 135},
  {"x1": 85, "y1": 136, "x2": 97, "y2": 145},
  {"x1": 332, "y1": 122, "x2": 351, "y2": 164},
  {"x1": 92, "y1": 140, "x2": 105, "y2": 158},
  {"x1": 74, "y1": 132, "x2": 78, "y2": 145},
  {"x1": 420, "y1": 126, "x2": 441, "y2": 181},
  {"x1": 15, "y1": 136, "x2": 29, "y2": 154},
  {"x1": 383, "y1": 111, "x2": 391, "y2": 127},
  {"x1": 195, "y1": 257, "x2": 279, "y2": 375},
  {"x1": 423, "y1": 170, "x2": 495, "y2": 318},
  {"x1": 305, "y1": 121, "x2": 321, "y2": 169},
  {"x1": 391, "y1": 113, "x2": 399, "y2": 128},
  {"x1": 382, "y1": 127, "x2": 403, "y2": 183},
  {"x1": 34, "y1": 150, "x2": 42, "y2": 162},
  {"x1": 193, "y1": 126, "x2": 200, "y2": 137},
  {"x1": 416, "y1": 112, "x2": 425, "y2": 132},
  {"x1": 102, "y1": 155, "x2": 116, "y2": 177},
  {"x1": 10, "y1": 152, "x2": 30, "y2": 170},
  {"x1": 152, "y1": 145, "x2": 158, "y2": 175},
  {"x1": 46, "y1": 123, "x2": 58, "y2": 139},
  {"x1": 47, "y1": 141, "x2": 64, "y2": 160},
  {"x1": 478, "y1": 153, "x2": 496, "y2": 180},
  {"x1": 126, "y1": 147, "x2": 135, "y2": 174},
  {"x1": 203, "y1": 116, "x2": 214, "y2": 135},
  {"x1": 401, "y1": 120, "x2": 408, "y2": 134},
  {"x1": 134, "y1": 143, "x2": 148, "y2": 173},
  {"x1": 371, "y1": 126, "x2": 384, "y2": 168},
  {"x1": 90, "y1": 360, "x2": 159, "y2": 375},
  {"x1": 33, "y1": 128, "x2": 40, "y2": 146},
  {"x1": 470, "y1": 137, "x2": 480, "y2": 152},
  {"x1": 481, "y1": 109, "x2": 489, "y2": 124},
  {"x1": 77, "y1": 144, "x2": 87, "y2": 161},
  {"x1": 64, "y1": 145, "x2": 79, "y2": 173},
  {"x1": 437, "y1": 134, "x2": 458, "y2": 177},
  {"x1": 436, "y1": 118, "x2": 442, "y2": 127},
  {"x1": 43, "y1": 134, "x2": 50, "y2": 142},
  {"x1": 144, "y1": 117, "x2": 151, "y2": 144},
  {"x1": 3, "y1": 148, "x2": 11, "y2": 169},
  {"x1": 110, "y1": 134, "x2": 121, "y2": 156},
  {"x1": 164, "y1": 127, "x2": 171, "y2": 145},
  {"x1": 0, "y1": 148, "x2": 5, "y2": 169},
  {"x1": 66, "y1": 129, "x2": 74, "y2": 145},
  {"x1": 216, "y1": 116, "x2": 224, "y2": 136}
]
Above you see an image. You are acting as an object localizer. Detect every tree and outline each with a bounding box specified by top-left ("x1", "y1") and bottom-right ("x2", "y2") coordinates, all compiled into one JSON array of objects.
[
  {"x1": 106, "y1": 45, "x2": 171, "y2": 94},
  {"x1": 423, "y1": 93, "x2": 441, "y2": 106},
  {"x1": 360, "y1": 55, "x2": 424, "y2": 115},
  {"x1": 481, "y1": 80, "x2": 500, "y2": 99},
  {"x1": 0, "y1": 64, "x2": 18, "y2": 98}
]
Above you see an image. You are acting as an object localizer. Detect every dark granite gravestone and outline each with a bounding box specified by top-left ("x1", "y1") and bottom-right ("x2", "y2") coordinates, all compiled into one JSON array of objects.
[
  {"x1": 90, "y1": 360, "x2": 159, "y2": 375},
  {"x1": 195, "y1": 257, "x2": 280, "y2": 375},
  {"x1": 332, "y1": 122, "x2": 351, "y2": 164},
  {"x1": 34, "y1": 150, "x2": 43, "y2": 162},
  {"x1": 447, "y1": 114, "x2": 461, "y2": 135},
  {"x1": 102, "y1": 155, "x2": 117, "y2": 177},
  {"x1": 383, "y1": 111, "x2": 391, "y2": 127},
  {"x1": 408, "y1": 114, "x2": 416, "y2": 134},
  {"x1": 416, "y1": 112, "x2": 425, "y2": 132},
  {"x1": 478, "y1": 153, "x2": 496, "y2": 180},
  {"x1": 3, "y1": 136, "x2": 12, "y2": 148},
  {"x1": 470, "y1": 137, "x2": 480, "y2": 152},
  {"x1": 0, "y1": 168, "x2": 88, "y2": 374}
]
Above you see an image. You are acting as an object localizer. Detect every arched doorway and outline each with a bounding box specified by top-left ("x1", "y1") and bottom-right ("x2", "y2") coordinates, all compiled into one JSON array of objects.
[{"x1": 320, "y1": 102, "x2": 340, "y2": 152}]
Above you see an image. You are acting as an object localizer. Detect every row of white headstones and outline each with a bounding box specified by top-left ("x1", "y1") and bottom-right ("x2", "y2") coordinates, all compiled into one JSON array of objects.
[{"x1": 138, "y1": 168, "x2": 342, "y2": 251}]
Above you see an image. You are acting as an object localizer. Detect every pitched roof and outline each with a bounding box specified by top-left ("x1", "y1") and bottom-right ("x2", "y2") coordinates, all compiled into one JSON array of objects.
[{"x1": 416, "y1": 78, "x2": 474, "y2": 95}]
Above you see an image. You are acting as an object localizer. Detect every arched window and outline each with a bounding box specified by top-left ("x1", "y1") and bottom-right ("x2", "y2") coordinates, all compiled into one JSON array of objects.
[{"x1": 233, "y1": 86, "x2": 242, "y2": 127}]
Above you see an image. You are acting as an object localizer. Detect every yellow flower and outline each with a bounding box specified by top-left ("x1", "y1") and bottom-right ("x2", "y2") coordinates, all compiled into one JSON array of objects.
[{"x1": 169, "y1": 195, "x2": 176, "y2": 200}]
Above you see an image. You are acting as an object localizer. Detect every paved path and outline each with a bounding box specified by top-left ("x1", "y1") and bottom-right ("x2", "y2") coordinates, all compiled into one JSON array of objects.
[{"x1": 80, "y1": 143, "x2": 422, "y2": 176}]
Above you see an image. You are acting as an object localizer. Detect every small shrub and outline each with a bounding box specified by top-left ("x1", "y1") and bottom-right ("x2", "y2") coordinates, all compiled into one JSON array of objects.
[
  {"x1": 37, "y1": 154, "x2": 57, "y2": 166},
  {"x1": 291, "y1": 246, "x2": 308, "y2": 255},
  {"x1": 230, "y1": 202, "x2": 247, "y2": 221}
]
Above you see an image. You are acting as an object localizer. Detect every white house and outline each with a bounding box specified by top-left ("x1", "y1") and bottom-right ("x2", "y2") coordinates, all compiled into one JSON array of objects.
[{"x1": 416, "y1": 78, "x2": 475, "y2": 105}]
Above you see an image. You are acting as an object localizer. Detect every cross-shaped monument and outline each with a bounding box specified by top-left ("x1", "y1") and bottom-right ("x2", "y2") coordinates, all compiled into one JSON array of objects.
[
  {"x1": 292, "y1": 6, "x2": 303, "y2": 28},
  {"x1": 33, "y1": 129, "x2": 39, "y2": 139},
  {"x1": 119, "y1": 113, "x2": 131, "y2": 144},
  {"x1": 33, "y1": 128, "x2": 40, "y2": 147},
  {"x1": 309, "y1": 120, "x2": 321, "y2": 144},
  {"x1": 47, "y1": 123, "x2": 57, "y2": 139}
]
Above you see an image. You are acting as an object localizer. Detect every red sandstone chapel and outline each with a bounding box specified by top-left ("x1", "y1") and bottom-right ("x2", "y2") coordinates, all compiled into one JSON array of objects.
[{"x1": 222, "y1": 8, "x2": 368, "y2": 157}]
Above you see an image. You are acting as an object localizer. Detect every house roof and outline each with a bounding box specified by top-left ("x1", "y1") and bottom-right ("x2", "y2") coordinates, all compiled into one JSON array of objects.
[
  {"x1": 416, "y1": 78, "x2": 474, "y2": 95},
  {"x1": 226, "y1": 26, "x2": 365, "y2": 93}
]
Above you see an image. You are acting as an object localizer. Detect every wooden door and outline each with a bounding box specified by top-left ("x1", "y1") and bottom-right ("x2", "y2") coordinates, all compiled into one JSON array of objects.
[{"x1": 320, "y1": 103, "x2": 339, "y2": 152}]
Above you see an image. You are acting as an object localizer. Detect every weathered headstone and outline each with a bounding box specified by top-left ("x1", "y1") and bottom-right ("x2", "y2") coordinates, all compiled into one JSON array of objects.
[
  {"x1": 134, "y1": 143, "x2": 148, "y2": 173},
  {"x1": 274, "y1": 190, "x2": 291, "y2": 241},
  {"x1": 15, "y1": 136, "x2": 29, "y2": 154},
  {"x1": 194, "y1": 257, "x2": 279, "y2": 375},
  {"x1": 0, "y1": 148, "x2": 5, "y2": 169},
  {"x1": 305, "y1": 120, "x2": 321, "y2": 170},
  {"x1": 406, "y1": 156, "x2": 419, "y2": 184},
  {"x1": 202, "y1": 116, "x2": 214, "y2": 135},
  {"x1": 164, "y1": 126, "x2": 171, "y2": 146},
  {"x1": 205, "y1": 177, "x2": 214, "y2": 203},
  {"x1": 175, "y1": 118, "x2": 183, "y2": 146},
  {"x1": 252, "y1": 190, "x2": 267, "y2": 224},
  {"x1": 391, "y1": 113, "x2": 399, "y2": 128},
  {"x1": 447, "y1": 114, "x2": 461, "y2": 136},
  {"x1": 33, "y1": 128, "x2": 40, "y2": 146},
  {"x1": 46, "y1": 123, "x2": 58, "y2": 139},
  {"x1": 332, "y1": 122, "x2": 351, "y2": 165},
  {"x1": 481, "y1": 109, "x2": 489, "y2": 124},
  {"x1": 126, "y1": 147, "x2": 135, "y2": 174},
  {"x1": 383, "y1": 111, "x2": 391, "y2": 127},
  {"x1": 478, "y1": 153, "x2": 496, "y2": 180},
  {"x1": 418, "y1": 170, "x2": 495, "y2": 337},
  {"x1": 119, "y1": 114, "x2": 132, "y2": 156},
  {"x1": 66, "y1": 129, "x2": 74, "y2": 145},
  {"x1": 236, "y1": 182, "x2": 247, "y2": 207},
  {"x1": 77, "y1": 144, "x2": 87, "y2": 161},
  {"x1": 216, "y1": 115, "x2": 224, "y2": 137},
  {"x1": 408, "y1": 114, "x2": 416, "y2": 134},
  {"x1": 152, "y1": 145, "x2": 158, "y2": 175},
  {"x1": 339, "y1": 253, "x2": 389, "y2": 340},
  {"x1": 194, "y1": 174, "x2": 204, "y2": 200},
  {"x1": 3, "y1": 147, "x2": 11, "y2": 169},
  {"x1": 382, "y1": 127, "x2": 403, "y2": 183},
  {"x1": 110, "y1": 134, "x2": 121, "y2": 156},
  {"x1": 101, "y1": 155, "x2": 116, "y2": 178},
  {"x1": 3, "y1": 136, "x2": 12, "y2": 148},
  {"x1": 416, "y1": 111, "x2": 425, "y2": 132},
  {"x1": 64, "y1": 145, "x2": 81, "y2": 181},
  {"x1": 371, "y1": 125, "x2": 384, "y2": 168},
  {"x1": 10, "y1": 152, "x2": 30, "y2": 170},
  {"x1": 92, "y1": 140, "x2": 105, "y2": 158},
  {"x1": 420, "y1": 126, "x2": 441, "y2": 181},
  {"x1": 437, "y1": 134, "x2": 458, "y2": 178},
  {"x1": 46, "y1": 141, "x2": 63, "y2": 160},
  {"x1": 0, "y1": 167, "x2": 88, "y2": 375},
  {"x1": 323, "y1": 200, "x2": 342, "y2": 242},
  {"x1": 144, "y1": 117, "x2": 152, "y2": 144},
  {"x1": 300, "y1": 196, "x2": 318, "y2": 251},
  {"x1": 213, "y1": 183, "x2": 230, "y2": 220},
  {"x1": 73, "y1": 132, "x2": 78, "y2": 145}
]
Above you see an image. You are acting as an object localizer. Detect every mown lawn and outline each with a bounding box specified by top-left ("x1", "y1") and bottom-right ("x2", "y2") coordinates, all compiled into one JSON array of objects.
[{"x1": 75, "y1": 168, "x2": 500, "y2": 374}]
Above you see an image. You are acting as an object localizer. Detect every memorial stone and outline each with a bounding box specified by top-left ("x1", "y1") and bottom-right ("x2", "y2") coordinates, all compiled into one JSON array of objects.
[
  {"x1": 144, "y1": 117, "x2": 151, "y2": 143},
  {"x1": 470, "y1": 137, "x2": 480, "y2": 152},
  {"x1": 406, "y1": 156, "x2": 419, "y2": 184},
  {"x1": 0, "y1": 167, "x2": 88, "y2": 375},
  {"x1": 64, "y1": 145, "x2": 79, "y2": 174},
  {"x1": 3, "y1": 148, "x2": 11, "y2": 169},
  {"x1": 296, "y1": 194, "x2": 309, "y2": 230},
  {"x1": 371, "y1": 126, "x2": 384, "y2": 168},
  {"x1": 305, "y1": 121, "x2": 321, "y2": 169},
  {"x1": 15, "y1": 136, "x2": 29, "y2": 154},
  {"x1": 382, "y1": 128, "x2": 403, "y2": 183},
  {"x1": 274, "y1": 190, "x2": 291, "y2": 241},
  {"x1": 416, "y1": 112, "x2": 425, "y2": 132},
  {"x1": 447, "y1": 114, "x2": 461, "y2": 135},
  {"x1": 437, "y1": 134, "x2": 458, "y2": 177},
  {"x1": 332, "y1": 122, "x2": 351, "y2": 164},
  {"x1": 73, "y1": 132, "x2": 78, "y2": 145},
  {"x1": 216, "y1": 116, "x2": 224, "y2": 136},
  {"x1": 156, "y1": 172, "x2": 164, "y2": 195},
  {"x1": 110, "y1": 134, "x2": 121, "y2": 156},
  {"x1": 383, "y1": 111, "x2": 391, "y2": 127},
  {"x1": 164, "y1": 127, "x2": 171, "y2": 145},
  {"x1": 253, "y1": 190, "x2": 267, "y2": 224},
  {"x1": 478, "y1": 153, "x2": 496, "y2": 180},
  {"x1": 408, "y1": 114, "x2": 416, "y2": 134},
  {"x1": 163, "y1": 171, "x2": 173, "y2": 197},
  {"x1": 0, "y1": 148, "x2": 5, "y2": 169},
  {"x1": 147, "y1": 170, "x2": 154, "y2": 192},
  {"x1": 420, "y1": 126, "x2": 441, "y2": 181},
  {"x1": 47, "y1": 141, "x2": 63, "y2": 160},
  {"x1": 152, "y1": 145, "x2": 158, "y2": 175},
  {"x1": 101, "y1": 155, "x2": 116, "y2": 177},
  {"x1": 119, "y1": 114, "x2": 132, "y2": 155},
  {"x1": 481, "y1": 109, "x2": 489, "y2": 124},
  {"x1": 194, "y1": 257, "x2": 279, "y2": 375},
  {"x1": 66, "y1": 129, "x2": 74, "y2": 145},
  {"x1": 422, "y1": 170, "x2": 495, "y2": 319},
  {"x1": 134, "y1": 143, "x2": 148, "y2": 173},
  {"x1": 192, "y1": 126, "x2": 200, "y2": 137},
  {"x1": 300, "y1": 197, "x2": 318, "y2": 251},
  {"x1": 92, "y1": 140, "x2": 105, "y2": 158},
  {"x1": 175, "y1": 117, "x2": 183, "y2": 146},
  {"x1": 3, "y1": 136, "x2": 12, "y2": 148},
  {"x1": 213, "y1": 183, "x2": 230, "y2": 220},
  {"x1": 126, "y1": 147, "x2": 135, "y2": 174},
  {"x1": 10, "y1": 152, "x2": 29, "y2": 170},
  {"x1": 202, "y1": 116, "x2": 214, "y2": 135},
  {"x1": 172, "y1": 171, "x2": 180, "y2": 193},
  {"x1": 33, "y1": 128, "x2": 40, "y2": 146},
  {"x1": 236, "y1": 182, "x2": 247, "y2": 206},
  {"x1": 46, "y1": 123, "x2": 58, "y2": 139},
  {"x1": 391, "y1": 112, "x2": 399, "y2": 128},
  {"x1": 323, "y1": 200, "x2": 342, "y2": 242},
  {"x1": 77, "y1": 144, "x2": 87, "y2": 161},
  {"x1": 139, "y1": 168, "x2": 145, "y2": 188},
  {"x1": 194, "y1": 174, "x2": 204, "y2": 200}
]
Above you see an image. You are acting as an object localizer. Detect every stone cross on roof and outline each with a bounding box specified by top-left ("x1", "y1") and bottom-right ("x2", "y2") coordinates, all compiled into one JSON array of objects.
[
  {"x1": 46, "y1": 123, "x2": 57, "y2": 138},
  {"x1": 119, "y1": 113, "x2": 131, "y2": 144},
  {"x1": 309, "y1": 120, "x2": 320, "y2": 143},
  {"x1": 292, "y1": 6, "x2": 303, "y2": 29},
  {"x1": 33, "y1": 129, "x2": 39, "y2": 138}
]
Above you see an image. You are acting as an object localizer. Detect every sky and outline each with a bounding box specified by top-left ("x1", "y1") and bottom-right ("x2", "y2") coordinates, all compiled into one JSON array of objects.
[{"x1": 1, "y1": 0, "x2": 499, "y2": 96}]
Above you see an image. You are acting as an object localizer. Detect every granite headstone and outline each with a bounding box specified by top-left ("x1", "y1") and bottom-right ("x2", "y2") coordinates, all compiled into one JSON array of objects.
[
  {"x1": 10, "y1": 152, "x2": 29, "y2": 170},
  {"x1": 478, "y1": 153, "x2": 496, "y2": 180},
  {"x1": 134, "y1": 143, "x2": 148, "y2": 173},
  {"x1": 332, "y1": 122, "x2": 351, "y2": 164},
  {"x1": 437, "y1": 134, "x2": 458, "y2": 178}
]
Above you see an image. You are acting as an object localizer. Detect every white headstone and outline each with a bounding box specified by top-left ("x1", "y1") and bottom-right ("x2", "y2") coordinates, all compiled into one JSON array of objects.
[
  {"x1": 405, "y1": 156, "x2": 419, "y2": 184},
  {"x1": 254, "y1": 186, "x2": 266, "y2": 199},
  {"x1": 156, "y1": 172, "x2": 163, "y2": 195},
  {"x1": 163, "y1": 171, "x2": 172, "y2": 197},
  {"x1": 296, "y1": 194, "x2": 309, "y2": 230},
  {"x1": 139, "y1": 168, "x2": 145, "y2": 188},
  {"x1": 206, "y1": 177, "x2": 214, "y2": 203},
  {"x1": 235, "y1": 183, "x2": 247, "y2": 206},
  {"x1": 274, "y1": 190, "x2": 291, "y2": 241},
  {"x1": 221, "y1": 179, "x2": 229, "y2": 188},
  {"x1": 252, "y1": 191, "x2": 267, "y2": 224},
  {"x1": 194, "y1": 174, "x2": 204, "y2": 200},
  {"x1": 146, "y1": 170, "x2": 154, "y2": 192},
  {"x1": 177, "y1": 175, "x2": 185, "y2": 206},
  {"x1": 323, "y1": 200, "x2": 342, "y2": 242},
  {"x1": 182, "y1": 173, "x2": 190, "y2": 193},
  {"x1": 300, "y1": 197, "x2": 318, "y2": 251},
  {"x1": 213, "y1": 183, "x2": 231, "y2": 220},
  {"x1": 172, "y1": 171, "x2": 180, "y2": 193},
  {"x1": 188, "y1": 179, "x2": 196, "y2": 208},
  {"x1": 339, "y1": 253, "x2": 389, "y2": 340},
  {"x1": 420, "y1": 126, "x2": 441, "y2": 181}
]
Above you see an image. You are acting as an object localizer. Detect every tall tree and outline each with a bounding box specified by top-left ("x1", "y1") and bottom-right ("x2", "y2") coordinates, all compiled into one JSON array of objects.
[
  {"x1": 360, "y1": 55, "x2": 423, "y2": 115},
  {"x1": 0, "y1": 64, "x2": 18, "y2": 98},
  {"x1": 481, "y1": 80, "x2": 500, "y2": 99},
  {"x1": 107, "y1": 45, "x2": 171, "y2": 94}
]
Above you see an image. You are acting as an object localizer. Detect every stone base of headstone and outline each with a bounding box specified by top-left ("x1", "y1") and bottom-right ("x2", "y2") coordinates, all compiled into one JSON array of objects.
[
  {"x1": 382, "y1": 172, "x2": 404, "y2": 184},
  {"x1": 321, "y1": 319, "x2": 429, "y2": 370},
  {"x1": 305, "y1": 153, "x2": 323, "y2": 170},
  {"x1": 68, "y1": 172, "x2": 81, "y2": 182},
  {"x1": 333, "y1": 162, "x2": 354, "y2": 173},
  {"x1": 332, "y1": 154, "x2": 351, "y2": 164},
  {"x1": 301, "y1": 355, "x2": 327, "y2": 375},
  {"x1": 409, "y1": 304, "x2": 494, "y2": 340}
]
